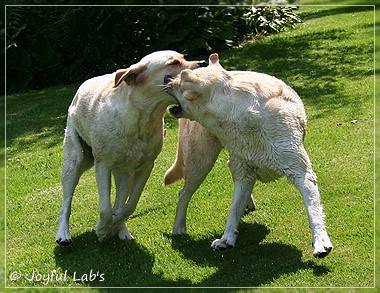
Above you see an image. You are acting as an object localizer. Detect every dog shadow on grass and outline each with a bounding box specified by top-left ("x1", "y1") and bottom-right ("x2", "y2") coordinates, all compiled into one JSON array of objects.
[
  {"x1": 54, "y1": 222, "x2": 330, "y2": 288},
  {"x1": 169, "y1": 222, "x2": 331, "y2": 287},
  {"x1": 53, "y1": 231, "x2": 192, "y2": 287}
]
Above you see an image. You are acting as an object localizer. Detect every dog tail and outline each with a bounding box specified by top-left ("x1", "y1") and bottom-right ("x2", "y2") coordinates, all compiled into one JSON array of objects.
[
  {"x1": 164, "y1": 121, "x2": 186, "y2": 186},
  {"x1": 164, "y1": 136, "x2": 185, "y2": 186},
  {"x1": 164, "y1": 158, "x2": 185, "y2": 187}
]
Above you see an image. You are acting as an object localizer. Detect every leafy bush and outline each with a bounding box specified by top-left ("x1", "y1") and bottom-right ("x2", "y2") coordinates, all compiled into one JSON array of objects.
[
  {"x1": 243, "y1": 6, "x2": 301, "y2": 35},
  {"x1": 6, "y1": 6, "x2": 301, "y2": 93}
]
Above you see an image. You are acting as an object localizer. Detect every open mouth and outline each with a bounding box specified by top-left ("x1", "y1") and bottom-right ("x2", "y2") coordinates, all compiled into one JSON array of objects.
[
  {"x1": 169, "y1": 104, "x2": 182, "y2": 116},
  {"x1": 164, "y1": 74, "x2": 174, "y2": 86},
  {"x1": 164, "y1": 75, "x2": 184, "y2": 117},
  {"x1": 163, "y1": 74, "x2": 175, "y2": 95}
]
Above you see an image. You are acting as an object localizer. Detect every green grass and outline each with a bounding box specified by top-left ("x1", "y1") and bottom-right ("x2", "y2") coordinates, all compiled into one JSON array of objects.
[{"x1": 5, "y1": 6, "x2": 374, "y2": 290}]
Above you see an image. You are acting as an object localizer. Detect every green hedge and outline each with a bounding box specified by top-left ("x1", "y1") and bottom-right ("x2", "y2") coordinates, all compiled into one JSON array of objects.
[{"x1": 6, "y1": 6, "x2": 301, "y2": 93}]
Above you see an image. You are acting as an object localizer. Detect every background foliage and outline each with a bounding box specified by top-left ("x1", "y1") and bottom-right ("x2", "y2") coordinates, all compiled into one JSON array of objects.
[{"x1": 6, "y1": 6, "x2": 301, "y2": 93}]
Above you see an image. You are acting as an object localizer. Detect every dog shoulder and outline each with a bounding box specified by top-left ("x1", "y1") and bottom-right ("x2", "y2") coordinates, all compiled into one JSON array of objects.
[
  {"x1": 77, "y1": 73, "x2": 117, "y2": 97},
  {"x1": 71, "y1": 73, "x2": 126, "y2": 111}
]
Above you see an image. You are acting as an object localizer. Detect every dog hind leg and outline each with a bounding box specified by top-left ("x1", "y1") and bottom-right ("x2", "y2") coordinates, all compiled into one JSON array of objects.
[
  {"x1": 173, "y1": 174, "x2": 211, "y2": 235},
  {"x1": 283, "y1": 148, "x2": 333, "y2": 258},
  {"x1": 171, "y1": 120, "x2": 223, "y2": 235},
  {"x1": 56, "y1": 124, "x2": 94, "y2": 246},
  {"x1": 291, "y1": 170, "x2": 333, "y2": 258}
]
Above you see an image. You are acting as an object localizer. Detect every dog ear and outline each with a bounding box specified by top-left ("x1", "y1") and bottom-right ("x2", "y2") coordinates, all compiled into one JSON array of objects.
[
  {"x1": 114, "y1": 64, "x2": 147, "y2": 87},
  {"x1": 180, "y1": 69, "x2": 199, "y2": 83},
  {"x1": 180, "y1": 70, "x2": 201, "y2": 101},
  {"x1": 209, "y1": 53, "x2": 220, "y2": 66}
]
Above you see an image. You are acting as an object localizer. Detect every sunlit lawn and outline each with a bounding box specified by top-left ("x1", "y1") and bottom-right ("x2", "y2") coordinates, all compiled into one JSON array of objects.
[{"x1": 5, "y1": 5, "x2": 374, "y2": 290}]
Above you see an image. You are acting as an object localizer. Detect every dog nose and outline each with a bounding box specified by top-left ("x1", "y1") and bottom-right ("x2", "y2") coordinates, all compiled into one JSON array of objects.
[
  {"x1": 198, "y1": 60, "x2": 208, "y2": 67},
  {"x1": 164, "y1": 75, "x2": 173, "y2": 84}
]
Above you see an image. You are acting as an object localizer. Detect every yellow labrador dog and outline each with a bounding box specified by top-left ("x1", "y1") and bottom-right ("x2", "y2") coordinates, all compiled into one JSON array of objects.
[
  {"x1": 164, "y1": 53, "x2": 333, "y2": 258},
  {"x1": 55, "y1": 50, "x2": 206, "y2": 246}
]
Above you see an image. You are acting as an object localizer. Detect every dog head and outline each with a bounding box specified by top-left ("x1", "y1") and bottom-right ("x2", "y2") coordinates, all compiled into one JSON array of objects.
[
  {"x1": 164, "y1": 53, "x2": 230, "y2": 120},
  {"x1": 114, "y1": 50, "x2": 207, "y2": 92}
]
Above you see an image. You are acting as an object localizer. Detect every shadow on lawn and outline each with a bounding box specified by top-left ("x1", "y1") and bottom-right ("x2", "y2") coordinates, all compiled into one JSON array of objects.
[
  {"x1": 6, "y1": 85, "x2": 77, "y2": 150},
  {"x1": 300, "y1": 5, "x2": 374, "y2": 22},
  {"x1": 54, "y1": 231, "x2": 192, "y2": 287},
  {"x1": 170, "y1": 222, "x2": 330, "y2": 287},
  {"x1": 223, "y1": 20, "x2": 373, "y2": 120},
  {"x1": 54, "y1": 222, "x2": 330, "y2": 288}
]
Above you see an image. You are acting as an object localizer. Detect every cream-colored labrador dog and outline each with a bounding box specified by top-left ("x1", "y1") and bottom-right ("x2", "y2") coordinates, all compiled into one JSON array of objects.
[
  {"x1": 55, "y1": 50, "x2": 206, "y2": 246},
  {"x1": 164, "y1": 53, "x2": 333, "y2": 258}
]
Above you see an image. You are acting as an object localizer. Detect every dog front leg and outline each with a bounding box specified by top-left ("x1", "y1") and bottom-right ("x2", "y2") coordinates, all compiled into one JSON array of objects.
[
  {"x1": 113, "y1": 170, "x2": 131, "y2": 211},
  {"x1": 211, "y1": 178, "x2": 254, "y2": 250},
  {"x1": 211, "y1": 157, "x2": 255, "y2": 250},
  {"x1": 95, "y1": 161, "x2": 113, "y2": 242},
  {"x1": 112, "y1": 164, "x2": 154, "y2": 238},
  {"x1": 112, "y1": 170, "x2": 134, "y2": 240}
]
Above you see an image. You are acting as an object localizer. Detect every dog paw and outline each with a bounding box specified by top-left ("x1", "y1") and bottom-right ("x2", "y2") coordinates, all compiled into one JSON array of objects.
[
  {"x1": 55, "y1": 237, "x2": 72, "y2": 246},
  {"x1": 313, "y1": 237, "x2": 333, "y2": 258},
  {"x1": 97, "y1": 232, "x2": 110, "y2": 243},
  {"x1": 172, "y1": 224, "x2": 187, "y2": 235},
  {"x1": 96, "y1": 221, "x2": 112, "y2": 242},
  {"x1": 211, "y1": 239, "x2": 234, "y2": 251},
  {"x1": 116, "y1": 223, "x2": 134, "y2": 240},
  {"x1": 55, "y1": 230, "x2": 72, "y2": 246}
]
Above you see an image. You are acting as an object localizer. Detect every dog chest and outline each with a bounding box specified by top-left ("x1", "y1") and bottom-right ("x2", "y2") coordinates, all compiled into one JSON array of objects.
[
  {"x1": 69, "y1": 79, "x2": 167, "y2": 172},
  {"x1": 94, "y1": 130, "x2": 164, "y2": 172}
]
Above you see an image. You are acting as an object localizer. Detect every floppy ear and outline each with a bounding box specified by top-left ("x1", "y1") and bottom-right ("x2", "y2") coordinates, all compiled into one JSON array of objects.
[
  {"x1": 180, "y1": 69, "x2": 199, "y2": 83},
  {"x1": 209, "y1": 53, "x2": 220, "y2": 66},
  {"x1": 114, "y1": 64, "x2": 147, "y2": 87},
  {"x1": 180, "y1": 70, "x2": 201, "y2": 101}
]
